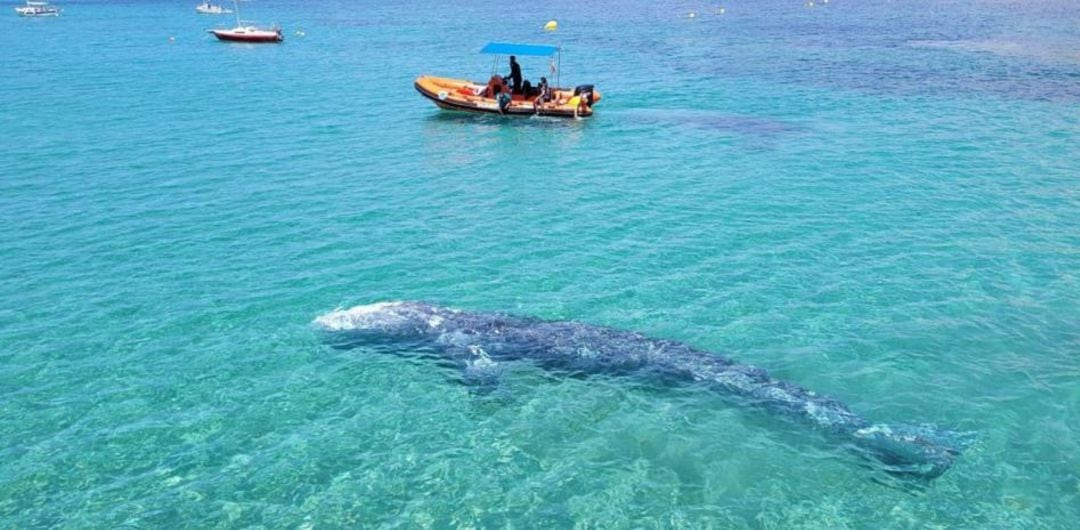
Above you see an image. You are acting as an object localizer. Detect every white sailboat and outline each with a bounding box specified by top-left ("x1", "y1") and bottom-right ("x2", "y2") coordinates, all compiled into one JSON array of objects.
[
  {"x1": 208, "y1": 0, "x2": 282, "y2": 43},
  {"x1": 196, "y1": 2, "x2": 231, "y2": 15},
  {"x1": 15, "y1": 0, "x2": 61, "y2": 17}
]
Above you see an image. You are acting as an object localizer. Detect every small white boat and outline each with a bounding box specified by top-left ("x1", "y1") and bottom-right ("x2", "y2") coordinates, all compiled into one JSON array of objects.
[
  {"x1": 15, "y1": 0, "x2": 61, "y2": 17},
  {"x1": 196, "y1": 2, "x2": 231, "y2": 15}
]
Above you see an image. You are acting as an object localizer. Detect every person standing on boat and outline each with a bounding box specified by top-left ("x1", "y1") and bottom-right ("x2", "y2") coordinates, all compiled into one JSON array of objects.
[{"x1": 506, "y1": 56, "x2": 523, "y2": 95}]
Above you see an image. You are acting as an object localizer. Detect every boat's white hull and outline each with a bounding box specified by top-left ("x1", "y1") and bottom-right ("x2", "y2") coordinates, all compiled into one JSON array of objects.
[{"x1": 15, "y1": 7, "x2": 60, "y2": 16}]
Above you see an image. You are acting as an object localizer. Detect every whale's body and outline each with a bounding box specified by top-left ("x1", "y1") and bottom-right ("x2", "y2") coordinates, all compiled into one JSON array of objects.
[{"x1": 315, "y1": 301, "x2": 966, "y2": 479}]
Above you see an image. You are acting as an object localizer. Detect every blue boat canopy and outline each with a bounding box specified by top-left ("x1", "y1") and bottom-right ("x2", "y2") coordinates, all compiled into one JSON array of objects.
[{"x1": 480, "y1": 42, "x2": 559, "y2": 57}]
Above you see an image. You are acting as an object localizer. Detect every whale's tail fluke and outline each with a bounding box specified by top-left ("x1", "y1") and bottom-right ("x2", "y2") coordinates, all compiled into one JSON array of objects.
[{"x1": 850, "y1": 422, "x2": 975, "y2": 479}]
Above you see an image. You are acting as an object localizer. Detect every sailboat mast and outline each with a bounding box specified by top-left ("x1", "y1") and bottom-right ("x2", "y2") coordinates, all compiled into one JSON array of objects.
[{"x1": 233, "y1": 0, "x2": 240, "y2": 26}]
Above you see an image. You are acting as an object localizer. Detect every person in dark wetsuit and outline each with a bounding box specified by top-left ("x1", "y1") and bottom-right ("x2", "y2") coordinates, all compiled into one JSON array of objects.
[{"x1": 505, "y1": 55, "x2": 523, "y2": 95}]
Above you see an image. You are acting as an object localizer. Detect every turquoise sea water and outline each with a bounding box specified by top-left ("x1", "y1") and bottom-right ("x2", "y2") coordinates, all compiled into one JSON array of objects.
[{"x1": 3, "y1": 0, "x2": 1080, "y2": 526}]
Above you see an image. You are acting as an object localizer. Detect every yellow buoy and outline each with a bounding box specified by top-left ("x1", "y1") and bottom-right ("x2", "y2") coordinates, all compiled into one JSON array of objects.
[{"x1": 544, "y1": 20, "x2": 557, "y2": 31}]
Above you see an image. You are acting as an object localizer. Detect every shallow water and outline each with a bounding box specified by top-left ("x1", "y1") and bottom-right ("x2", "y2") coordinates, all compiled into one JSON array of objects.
[{"x1": 2, "y1": 0, "x2": 1079, "y2": 527}]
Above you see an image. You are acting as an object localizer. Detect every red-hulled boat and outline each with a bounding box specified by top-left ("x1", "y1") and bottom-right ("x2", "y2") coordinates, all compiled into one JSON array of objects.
[
  {"x1": 207, "y1": 0, "x2": 282, "y2": 43},
  {"x1": 209, "y1": 25, "x2": 283, "y2": 43}
]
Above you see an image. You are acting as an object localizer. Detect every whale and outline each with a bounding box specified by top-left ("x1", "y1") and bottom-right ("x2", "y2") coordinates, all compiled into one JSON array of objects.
[{"x1": 314, "y1": 301, "x2": 969, "y2": 479}]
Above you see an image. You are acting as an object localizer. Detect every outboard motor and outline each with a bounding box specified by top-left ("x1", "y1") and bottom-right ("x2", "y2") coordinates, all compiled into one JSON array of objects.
[{"x1": 573, "y1": 84, "x2": 595, "y2": 106}]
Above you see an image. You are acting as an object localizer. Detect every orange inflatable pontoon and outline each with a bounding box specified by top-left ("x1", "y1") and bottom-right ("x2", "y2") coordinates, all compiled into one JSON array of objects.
[{"x1": 414, "y1": 42, "x2": 601, "y2": 119}]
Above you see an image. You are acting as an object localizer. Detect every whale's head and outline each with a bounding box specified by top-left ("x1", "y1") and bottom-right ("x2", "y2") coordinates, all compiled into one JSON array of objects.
[{"x1": 313, "y1": 301, "x2": 450, "y2": 348}]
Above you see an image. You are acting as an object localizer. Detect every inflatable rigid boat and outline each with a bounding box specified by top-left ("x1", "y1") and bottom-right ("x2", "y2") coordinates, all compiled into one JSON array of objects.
[{"x1": 414, "y1": 42, "x2": 601, "y2": 119}]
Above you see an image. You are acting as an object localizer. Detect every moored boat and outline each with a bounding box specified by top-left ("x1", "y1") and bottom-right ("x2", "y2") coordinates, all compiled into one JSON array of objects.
[
  {"x1": 15, "y1": 0, "x2": 61, "y2": 17},
  {"x1": 414, "y1": 42, "x2": 601, "y2": 119},
  {"x1": 196, "y1": 2, "x2": 231, "y2": 15},
  {"x1": 208, "y1": 0, "x2": 282, "y2": 43},
  {"x1": 209, "y1": 25, "x2": 282, "y2": 43}
]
